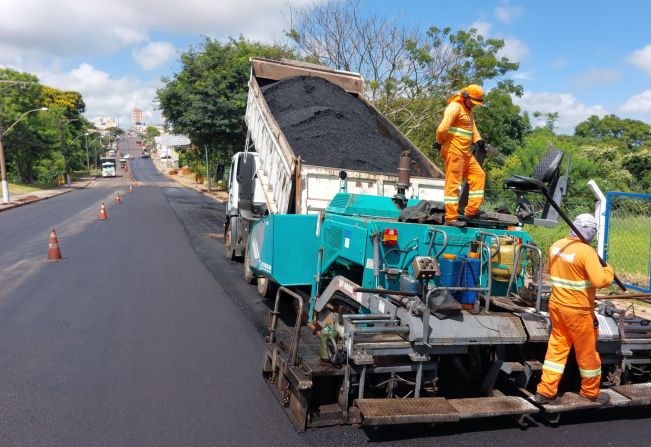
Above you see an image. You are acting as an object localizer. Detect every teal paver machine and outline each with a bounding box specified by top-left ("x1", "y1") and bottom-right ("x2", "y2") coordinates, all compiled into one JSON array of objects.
[{"x1": 247, "y1": 150, "x2": 651, "y2": 430}]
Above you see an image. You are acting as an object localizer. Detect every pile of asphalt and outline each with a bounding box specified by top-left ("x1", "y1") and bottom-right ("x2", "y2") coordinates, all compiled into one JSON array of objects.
[{"x1": 260, "y1": 76, "x2": 434, "y2": 176}]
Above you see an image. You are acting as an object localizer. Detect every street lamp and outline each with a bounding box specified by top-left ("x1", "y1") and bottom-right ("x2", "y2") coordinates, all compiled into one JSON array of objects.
[
  {"x1": 71, "y1": 132, "x2": 90, "y2": 174},
  {"x1": 59, "y1": 118, "x2": 80, "y2": 187},
  {"x1": 0, "y1": 106, "x2": 49, "y2": 204}
]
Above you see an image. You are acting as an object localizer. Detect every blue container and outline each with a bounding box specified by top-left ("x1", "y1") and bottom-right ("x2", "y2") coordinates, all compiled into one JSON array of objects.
[
  {"x1": 457, "y1": 255, "x2": 481, "y2": 305},
  {"x1": 439, "y1": 256, "x2": 462, "y2": 289}
]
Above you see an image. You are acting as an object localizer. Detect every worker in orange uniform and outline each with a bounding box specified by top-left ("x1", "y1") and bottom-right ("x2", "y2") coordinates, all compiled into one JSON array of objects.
[
  {"x1": 434, "y1": 84, "x2": 486, "y2": 228},
  {"x1": 535, "y1": 213, "x2": 614, "y2": 405}
]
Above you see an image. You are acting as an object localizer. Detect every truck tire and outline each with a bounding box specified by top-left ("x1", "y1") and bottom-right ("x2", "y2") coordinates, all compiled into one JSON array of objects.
[
  {"x1": 243, "y1": 243, "x2": 256, "y2": 284},
  {"x1": 257, "y1": 276, "x2": 278, "y2": 299},
  {"x1": 225, "y1": 224, "x2": 237, "y2": 261}
]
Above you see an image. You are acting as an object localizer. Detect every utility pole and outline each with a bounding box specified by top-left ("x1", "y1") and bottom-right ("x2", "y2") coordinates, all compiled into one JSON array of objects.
[
  {"x1": 0, "y1": 117, "x2": 8, "y2": 204},
  {"x1": 205, "y1": 145, "x2": 211, "y2": 192},
  {"x1": 85, "y1": 133, "x2": 90, "y2": 173}
]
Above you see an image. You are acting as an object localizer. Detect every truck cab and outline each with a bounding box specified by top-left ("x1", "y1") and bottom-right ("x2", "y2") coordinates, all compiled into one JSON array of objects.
[{"x1": 225, "y1": 152, "x2": 267, "y2": 260}]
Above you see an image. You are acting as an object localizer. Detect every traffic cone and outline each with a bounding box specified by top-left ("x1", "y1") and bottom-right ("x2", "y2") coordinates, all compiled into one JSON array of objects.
[
  {"x1": 129, "y1": 184, "x2": 133, "y2": 193},
  {"x1": 99, "y1": 203, "x2": 108, "y2": 220},
  {"x1": 47, "y1": 228, "x2": 62, "y2": 261},
  {"x1": 115, "y1": 192, "x2": 121, "y2": 204}
]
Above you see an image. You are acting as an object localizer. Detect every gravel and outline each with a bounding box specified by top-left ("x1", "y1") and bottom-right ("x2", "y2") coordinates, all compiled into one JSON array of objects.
[{"x1": 261, "y1": 76, "x2": 436, "y2": 176}]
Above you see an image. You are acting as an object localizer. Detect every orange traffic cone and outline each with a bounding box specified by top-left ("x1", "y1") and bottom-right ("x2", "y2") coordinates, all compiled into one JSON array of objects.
[
  {"x1": 115, "y1": 192, "x2": 121, "y2": 204},
  {"x1": 129, "y1": 184, "x2": 133, "y2": 193},
  {"x1": 99, "y1": 203, "x2": 108, "y2": 220},
  {"x1": 47, "y1": 228, "x2": 62, "y2": 261}
]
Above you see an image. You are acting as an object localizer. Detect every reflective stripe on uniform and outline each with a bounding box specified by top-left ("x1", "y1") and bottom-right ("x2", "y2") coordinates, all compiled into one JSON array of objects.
[
  {"x1": 444, "y1": 195, "x2": 459, "y2": 204},
  {"x1": 543, "y1": 360, "x2": 565, "y2": 374},
  {"x1": 468, "y1": 190, "x2": 484, "y2": 197},
  {"x1": 448, "y1": 126, "x2": 473, "y2": 138},
  {"x1": 579, "y1": 367, "x2": 601, "y2": 378},
  {"x1": 549, "y1": 275, "x2": 592, "y2": 290}
]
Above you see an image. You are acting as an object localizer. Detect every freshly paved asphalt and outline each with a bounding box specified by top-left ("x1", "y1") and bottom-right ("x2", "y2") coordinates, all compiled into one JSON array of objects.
[{"x1": 0, "y1": 136, "x2": 648, "y2": 446}]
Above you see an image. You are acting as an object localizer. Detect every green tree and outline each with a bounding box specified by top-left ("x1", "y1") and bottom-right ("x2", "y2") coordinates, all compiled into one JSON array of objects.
[
  {"x1": 157, "y1": 36, "x2": 294, "y2": 161},
  {"x1": 575, "y1": 114, "x2": 651, "y2": 148}
]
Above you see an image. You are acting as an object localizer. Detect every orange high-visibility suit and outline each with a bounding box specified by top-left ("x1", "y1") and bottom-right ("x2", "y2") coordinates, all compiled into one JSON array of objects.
[
  {"x1": 436, "y1": 97, "x2": 485, "y2": 222},
  {"x1": 537, "y1": 237, "x2": 614, "y2": 399}
]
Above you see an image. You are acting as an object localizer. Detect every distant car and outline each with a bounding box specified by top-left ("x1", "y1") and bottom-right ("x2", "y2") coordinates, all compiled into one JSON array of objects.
[
  {"x1": 119, "y1": 157, "x2": 126, "y2": 168},
  {"x1": 123, "y1": 153, "x2": 130, "y2": 159}
]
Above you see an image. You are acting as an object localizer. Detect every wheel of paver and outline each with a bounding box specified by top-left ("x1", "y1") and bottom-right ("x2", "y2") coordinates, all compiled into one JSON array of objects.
[
  {"x1": 225, "y1": 225, "x2": 236, "y2": 261},
  {"x1": 243, "y1": 243, "x2": 256, "y2": 284},
  {"x1": 257, "y1": 276, "x2": 278, "y2": 299}
]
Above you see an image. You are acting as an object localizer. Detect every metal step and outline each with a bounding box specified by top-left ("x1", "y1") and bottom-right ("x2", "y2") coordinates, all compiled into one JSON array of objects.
[
  {"x1": 540, "y1": 382, "x2": 651, "y2": 413},
  {"x1": 355, "y1": 395, "x2": 538, "y2": 425},
  {"x1": 449, "y1": 396, "x2": 538, "y2": 419},
  {"x1": 611, "y1": 383, "x2": 651, "y2": 406},
  {"x1": 355, "y1": 398, "x2": 459, "y2": 425}
]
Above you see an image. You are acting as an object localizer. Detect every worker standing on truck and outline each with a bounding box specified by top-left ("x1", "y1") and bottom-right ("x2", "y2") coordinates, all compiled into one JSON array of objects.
[
  {"x1": 434, "y1": 84, "x2": 487, "y2": 228},
  {"x1": 535, "y1": 213, "x2": 614, "y2": 405}
]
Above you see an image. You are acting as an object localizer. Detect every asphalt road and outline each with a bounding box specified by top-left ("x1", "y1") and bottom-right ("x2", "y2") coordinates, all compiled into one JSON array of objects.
[{"x1": 0, "y1": 138, "x2": 649, "y2": 446}]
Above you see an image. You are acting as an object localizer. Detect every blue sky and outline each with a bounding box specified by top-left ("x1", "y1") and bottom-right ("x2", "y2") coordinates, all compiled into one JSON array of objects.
[{"x1": 1, "y1": 0, "x2": 650, "y2": 134}]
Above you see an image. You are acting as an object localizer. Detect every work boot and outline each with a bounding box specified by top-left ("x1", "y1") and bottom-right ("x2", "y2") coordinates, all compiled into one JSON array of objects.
[
  {"x1": 462, "y1": 211, "x2": 487, "y2": 221},
  {"x1": 533, "y1": 392, "x2": 560, "y2": 405},
  {"x1": 445, "y1": 220, "x2": 466, "y2": 228},
  {"x1": 581, "y1": 392, "x2": 610, "y2": 405}
]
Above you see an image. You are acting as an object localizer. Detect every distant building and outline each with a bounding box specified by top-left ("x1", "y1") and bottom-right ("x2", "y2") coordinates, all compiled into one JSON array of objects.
[
  {"x1": 93, "y1": 117, "x2": 118, "y2": 131},
  {"x1": 132, "y1": 107, "x2": 143, "y2": 127}
]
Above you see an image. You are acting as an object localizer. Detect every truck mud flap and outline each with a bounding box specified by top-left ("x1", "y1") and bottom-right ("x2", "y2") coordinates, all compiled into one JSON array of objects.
[
  {"x1": 540, "y1": 382, "x2": 651, "y2": 415},
  {"x1": 354, "y1": 396, "x2": 538, "y2": 425}
]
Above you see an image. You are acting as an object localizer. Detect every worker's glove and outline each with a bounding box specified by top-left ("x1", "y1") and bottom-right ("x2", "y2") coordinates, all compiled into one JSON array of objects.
[
  {"x1": 593, "y1": 319, "x2": 599, "y2": 329},
  {"x1": 475, "y1": 139, "x2": 486, "y2": 151},
  {"x1": 432, "y1": 141, "x2": 442, "y2": 152}
]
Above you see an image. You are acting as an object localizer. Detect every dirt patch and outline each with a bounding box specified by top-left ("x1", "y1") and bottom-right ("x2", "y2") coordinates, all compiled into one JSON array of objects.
[{"x1": 261, "y1": 76, "x2": 434, "y2": 176}]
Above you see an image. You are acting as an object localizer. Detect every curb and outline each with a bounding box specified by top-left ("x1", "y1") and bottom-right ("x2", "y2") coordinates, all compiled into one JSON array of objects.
[{"x1": 0, "y1": 178, "x2": 97, "y2": 213}]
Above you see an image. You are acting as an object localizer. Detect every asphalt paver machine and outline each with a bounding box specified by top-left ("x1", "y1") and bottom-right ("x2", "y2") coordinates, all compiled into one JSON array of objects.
[{"x1": 248, "y1": 149, "x2": 651, "y2": 430}]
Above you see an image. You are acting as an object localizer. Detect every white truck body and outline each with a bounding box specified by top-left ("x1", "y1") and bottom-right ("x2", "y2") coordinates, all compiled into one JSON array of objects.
[
  {"x1": 241, "y1": 58, "x2": 445, "y2": 216},
  {"x1": 101, "y1": 162, "x2": 116, "y2": 178}
]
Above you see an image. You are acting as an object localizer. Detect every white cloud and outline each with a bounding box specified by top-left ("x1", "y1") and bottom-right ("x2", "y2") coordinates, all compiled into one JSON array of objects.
[
  {"x1": 497, "y1": 37, "x2": 529, "y2": 62},
  {"x1": 552, "y1": 58, "x2": 567, "y2": 69},
  {"x1": 568, "y1": 68, "x2": 621, "y2": 88},
  {"x1": 513, "y1": 71, "x2": 534, "y2": 81},
  {"x1": 38, "y1": 63, "x2": 162, "y2": 128},
  {"x1": 513, "y1": 91, "x2": 608, "y2": 133},
  {"x1": 133, "y1": 42, "x2": 177, "y2": 71},
  {"x1": 470, "y1": 21, "x2": 493, "y2": 37},
  {"x1": 494, "y1": 3, "x2": 524, "y2": 24},
  {"x1": 627, "y1": 44, "x2": 651, "y2": 74},
  {"x1": 619, "y1": 90, "x2": 651, "y2": 114},
  {"x1": 0, "y1": 0, "x2": 312, "y2": 62}
]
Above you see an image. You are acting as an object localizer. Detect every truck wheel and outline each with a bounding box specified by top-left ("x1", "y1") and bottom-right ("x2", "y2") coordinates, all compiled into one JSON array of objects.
[
  {"x1": 225, "y1": 225, "x2": 236, "y2": 261},
  {"x1": 257, "y1": 276, "x2": 278, "y2": 299},
  {"x1": 243, "y1": 244, "x2": 256, "y2": 284}
]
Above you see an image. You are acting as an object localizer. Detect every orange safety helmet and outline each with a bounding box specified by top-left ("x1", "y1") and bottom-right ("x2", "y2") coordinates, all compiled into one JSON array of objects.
[{"x1": 461, "y1": 84, "x2": 484, "y2": 105}]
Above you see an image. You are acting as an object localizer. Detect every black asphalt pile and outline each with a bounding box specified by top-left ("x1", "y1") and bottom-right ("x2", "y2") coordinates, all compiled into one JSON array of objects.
[{"x1": 261, "y1": 76, "x2": 434, "y2": 176}]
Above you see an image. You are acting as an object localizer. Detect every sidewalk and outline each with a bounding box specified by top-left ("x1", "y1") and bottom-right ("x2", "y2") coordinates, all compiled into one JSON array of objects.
[{"x1": 0, "y1": 177, "x2": 97, "y2": 213}]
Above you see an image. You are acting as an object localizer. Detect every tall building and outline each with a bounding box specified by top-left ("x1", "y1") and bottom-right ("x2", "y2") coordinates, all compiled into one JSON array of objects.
[{"x1": 132, "y1": 107, "x2": 143, "y2": 127}]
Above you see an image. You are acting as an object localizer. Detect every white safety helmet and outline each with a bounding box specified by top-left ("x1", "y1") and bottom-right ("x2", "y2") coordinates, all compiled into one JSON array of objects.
[
  {"x1": 570, "y1": 213, "x2": 598, "y2": 242},
  {"x1": 574, "y1": 213, "x2": 597, "y2": 229}
]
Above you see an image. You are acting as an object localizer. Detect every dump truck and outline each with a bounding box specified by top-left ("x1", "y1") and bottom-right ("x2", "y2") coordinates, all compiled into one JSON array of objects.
[
  {"x1": 225, "y1": 58, "x2": 446, "y2": 289},
  {"x1": 229, "y1": 58, "x2": 651, "y2": 431}
]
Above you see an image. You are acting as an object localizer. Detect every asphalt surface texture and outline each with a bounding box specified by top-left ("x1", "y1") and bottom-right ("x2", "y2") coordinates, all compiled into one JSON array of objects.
[{"x1": 0, "y1": 135, "x2": 648, "y2": 446}]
